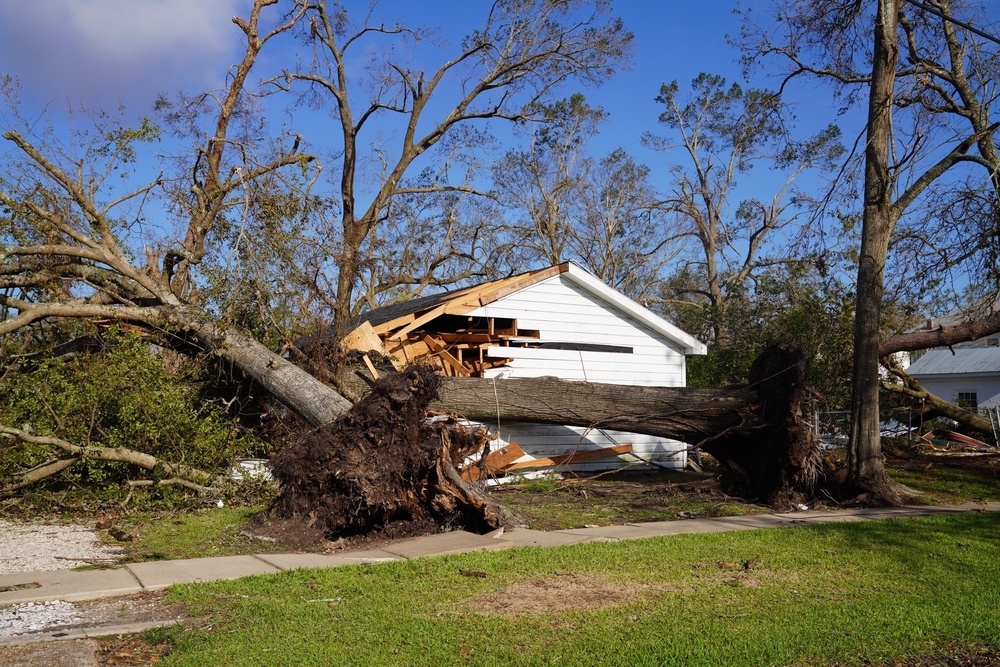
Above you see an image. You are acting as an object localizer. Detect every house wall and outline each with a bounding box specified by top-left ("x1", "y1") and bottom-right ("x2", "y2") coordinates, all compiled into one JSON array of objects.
[
  {"x1": 465, "y1": 274, "x2": 690, "y2": 470},
  {"x1": 913, "y1": 375, "x2": 1000, "y2": 410}
]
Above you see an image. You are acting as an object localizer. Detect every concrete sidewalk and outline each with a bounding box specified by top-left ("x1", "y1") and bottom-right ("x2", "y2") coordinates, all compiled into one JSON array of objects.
[{"x1": 3, "y1": 501, "x2": 997, "y2": 610}]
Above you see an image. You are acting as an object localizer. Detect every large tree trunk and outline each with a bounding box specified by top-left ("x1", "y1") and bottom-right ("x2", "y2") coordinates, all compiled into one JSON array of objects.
[
  {"x1": 433, "y1": 380, "x2": 756, "y2": 444},
  {"x1": 848, "y1": 0, "x2": 902, "y2": 500},
  {"x1": 430, "y1": 344, "x2": 822, "y2": 508},
  {"x1": 880, "y1": 309, "x2": 1000, "y2": 358},
  {"x1": 163, "y1": 306, "x2": 353, "y2": 427}
]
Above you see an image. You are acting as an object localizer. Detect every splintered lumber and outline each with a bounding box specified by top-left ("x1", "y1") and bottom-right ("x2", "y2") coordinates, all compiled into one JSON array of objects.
[
  {"x1": 460, "y1": 443, "x2": 527, "y2": 482},
  {"x1": 501, "y1": 444, "x2": 633, "y2": 472},
  {"x1": 421, "y1": 334, "x2": 471, "y2": 377}
]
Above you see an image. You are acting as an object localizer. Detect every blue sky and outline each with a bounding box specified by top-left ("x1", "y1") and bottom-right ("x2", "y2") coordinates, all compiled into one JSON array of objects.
[
  {"x1": 0, "y1": 1, "x2": 830, "y2": 164},
  {"x1": 0, "y1": 0, "x2": 857, "y2": 266}
]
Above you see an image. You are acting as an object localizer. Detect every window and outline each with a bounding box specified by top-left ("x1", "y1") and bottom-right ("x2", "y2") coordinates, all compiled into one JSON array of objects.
[{"x1": 957, "y1": 392, "x2": 978, "y2": 410}]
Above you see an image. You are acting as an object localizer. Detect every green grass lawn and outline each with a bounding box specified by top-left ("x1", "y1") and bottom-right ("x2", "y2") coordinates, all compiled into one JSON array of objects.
[
  {"x1": 117, "y1": 506, "x2": 274, "y2": 562},
  {"x1": 150, "y1": 512, "x2": 1000, "y2": 666}
]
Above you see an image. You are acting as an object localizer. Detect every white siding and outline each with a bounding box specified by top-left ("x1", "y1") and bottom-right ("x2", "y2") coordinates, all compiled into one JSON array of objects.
[
  {"x1": 471, "y1": 275, "x2": 686, "y2": 387},
  {"x1": 467, "y1": 274, "x2": 691, "y2": 470},
  {"x1": 917, "y1": 376, "x2": 1000, "y2": 409},
  {"x1": 492, "y1": 422, "x2": 686, "y2": 472}
]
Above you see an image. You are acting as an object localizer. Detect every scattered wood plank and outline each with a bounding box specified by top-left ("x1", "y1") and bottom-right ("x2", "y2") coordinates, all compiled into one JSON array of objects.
[
  {"x1": 340, "y1": 321, "x2": 385, "y2": 355},
  {"x1": 362, "y1": 354, "x2": 380, "y2": 380},
  {"x1": 501, "y1": 444, "x2": 634, "y2": 472},
  {"x1": 460, "y1": 443, "x2": 527, "y2": 482}
]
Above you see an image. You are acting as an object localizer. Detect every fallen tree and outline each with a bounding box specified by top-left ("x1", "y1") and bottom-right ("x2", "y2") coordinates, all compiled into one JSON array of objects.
[
  {"x1": 0, "y1": 425, "x2": 219, "y2": 495},
  {"x1": 881, "y1": 357, "x2": 994, "y2": 439},
  {"x1": 426, "y1": 343, "x2": 823, "y2": 508},
  {"x1": 326, "y1": 343, "x2": 823, "y2": 511}
]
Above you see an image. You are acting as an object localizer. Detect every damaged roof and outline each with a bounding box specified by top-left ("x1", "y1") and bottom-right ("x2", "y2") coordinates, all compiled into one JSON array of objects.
[{"x1": 350, "y1": 262, "x2": 706, "y2": 355}]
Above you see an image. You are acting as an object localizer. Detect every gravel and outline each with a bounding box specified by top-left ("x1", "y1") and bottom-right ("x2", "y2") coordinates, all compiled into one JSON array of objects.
[
  {"x1": 0, "y1": 600, "x2": 83, "y2": 637},
  {"x1": 0, "y1": 520, "x2": 123, "y2": 575}
]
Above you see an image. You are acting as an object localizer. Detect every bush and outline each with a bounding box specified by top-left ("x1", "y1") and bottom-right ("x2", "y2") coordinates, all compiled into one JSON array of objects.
[{"x1": 0, "y1": 330, "x2": 265, "y2": 498}]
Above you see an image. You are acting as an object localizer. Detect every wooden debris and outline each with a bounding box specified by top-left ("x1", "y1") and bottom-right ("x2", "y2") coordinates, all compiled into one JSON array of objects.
[
  {"x1": 458, "y1": 443, "x2": 634, "y2": 480},
  {"x1": 349, "y1": 266, "x2": 563, "y2": 377},
  {"x1": 502, "y1": 444, "x2": 633, "y2": 472},
  {"x1": 461, "y1": 443, "x2": 527, "y2": 482},
  {"x1": 362, "y1": 354, "x2": 380, "y2": 380}
]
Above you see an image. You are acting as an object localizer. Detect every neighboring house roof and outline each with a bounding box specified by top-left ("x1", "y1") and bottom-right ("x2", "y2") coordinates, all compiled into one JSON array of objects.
[
  {"x1": 907, "y1": 348, "x2": 1000, "y2": 377},
  {"x1": 351, "y1": 262, "x2": 707, "y2": 356}
]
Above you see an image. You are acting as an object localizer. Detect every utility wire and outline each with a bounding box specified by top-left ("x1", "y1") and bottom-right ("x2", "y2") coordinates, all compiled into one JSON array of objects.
[{"x1": 902, "y1": 0, "x2": 1000, "y2": 46}]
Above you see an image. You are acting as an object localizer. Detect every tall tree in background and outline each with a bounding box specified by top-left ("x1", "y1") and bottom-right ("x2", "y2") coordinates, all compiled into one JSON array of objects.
[
  {"x1": 492, "y1": 94, "x2": 606, "y2": 267},
  {"x1": 278, "y1": 0, "x2": 632, "y2": 336},
  {"x1": 645, "y1": 73, "x2": 843, "y2": 344},
  {"x1": 569, "y1": 148, "x2": 677, "y2": 302},
  {"x1": 742, "y1": 0, "x2": 1000, "y2": 500}
]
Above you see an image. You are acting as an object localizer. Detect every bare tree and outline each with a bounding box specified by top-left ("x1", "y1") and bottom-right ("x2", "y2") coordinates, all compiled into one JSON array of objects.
[
  {"x1": 491, "y1": 94, "x2": 606, "y2": 267},
  {"x1": 569, "y1": 148, "x2": 678, "y2": 302},
  {"x1": 273, "y1": 0, "x2": 632, "y2": 336},
  {"x1": 644, "y1": 73, "x2": 843, "y2": 344},
  {"x1": 0, "y1": 1, "x2": 351, "y2": 427}
]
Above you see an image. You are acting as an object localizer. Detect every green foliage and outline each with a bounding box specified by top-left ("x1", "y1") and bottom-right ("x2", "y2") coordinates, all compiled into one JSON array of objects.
[
  {"x1": 684, "y1": 266, "x2": 855, "y2": 409},
  {"x1": 0, "y1": 331, "x2": 264, "y2": 496}
]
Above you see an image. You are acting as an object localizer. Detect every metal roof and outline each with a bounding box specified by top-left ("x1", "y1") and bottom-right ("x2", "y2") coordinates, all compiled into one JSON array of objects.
[{"x1": 906, "y1": 347, "x2": 1000, "y2": 377}]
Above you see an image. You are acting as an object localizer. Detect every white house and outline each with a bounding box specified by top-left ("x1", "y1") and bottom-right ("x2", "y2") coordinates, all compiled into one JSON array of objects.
[
  {"x1": 906, "y1": 348, "x2": 1000, "y2": 411},
  {"x1": 344, "y1": 262, "x2": 707, "y2": 471}
]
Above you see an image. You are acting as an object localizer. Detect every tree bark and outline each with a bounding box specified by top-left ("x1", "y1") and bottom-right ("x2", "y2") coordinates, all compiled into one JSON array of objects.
[
  {"x1": 161, "y1": 306, "x2": 353, "y2": 427},
  {"x1": 881, "y1": 359, "x2": 994, "y2": 437},
  {"x1": 847, "y1": 0, "x2": 902, "y2": 499},
  {"x1": 432, "y1": 378, "x2": 756, "y2": 445},
  {"x1": 880, "y1": 310, "x2": 1000, "y2": 357}
]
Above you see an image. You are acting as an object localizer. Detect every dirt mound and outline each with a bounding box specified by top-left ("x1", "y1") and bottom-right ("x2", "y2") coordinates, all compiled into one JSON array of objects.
[{"x1": 267, "y1": 365, "x2": 517, "y2": 539}]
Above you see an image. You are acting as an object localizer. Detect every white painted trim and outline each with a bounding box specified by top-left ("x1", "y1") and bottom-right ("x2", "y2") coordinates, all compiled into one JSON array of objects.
[{"x1": 561, "y1": 262, "x2": 707, "y2": 355}]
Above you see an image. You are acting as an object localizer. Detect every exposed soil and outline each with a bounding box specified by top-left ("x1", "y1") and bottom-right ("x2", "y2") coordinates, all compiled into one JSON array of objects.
[
  {"x1": 459, "y1": 572, "x2": 670, "y2": 616},
  {"x1": 267, "y1": 365, "x2": 511, "y2": 540}
]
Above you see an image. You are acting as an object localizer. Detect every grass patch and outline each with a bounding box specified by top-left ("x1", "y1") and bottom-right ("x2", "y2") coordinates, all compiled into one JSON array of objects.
[
  {"x1": 887, "y1": 461, "x2": 1000, "y2": 504},
  {"x1": 119, "y1": 505, "x2": 272, "y2": 562},
  {"x1": 497, "y1": 473, "x2": 766, "y2": 530},
  {"x1": 153, "y1": 512, "x2": 1000, "y2": 666}
]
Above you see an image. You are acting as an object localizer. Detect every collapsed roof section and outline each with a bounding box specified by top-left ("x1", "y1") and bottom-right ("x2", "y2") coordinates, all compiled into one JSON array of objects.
[{"x1": 340, "y1": 262, "x2": 706, "y2": 377}]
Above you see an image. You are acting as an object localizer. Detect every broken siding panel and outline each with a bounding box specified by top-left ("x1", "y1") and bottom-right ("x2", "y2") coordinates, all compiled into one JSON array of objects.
[{"x1": 477, "y1": 421, "x2": 686, "y2": 472}]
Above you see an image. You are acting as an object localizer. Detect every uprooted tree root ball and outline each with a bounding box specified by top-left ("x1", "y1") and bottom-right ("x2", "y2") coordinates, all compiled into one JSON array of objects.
[{"x1": 267, "y1": 364, "x2": 520, "y2": 539}]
